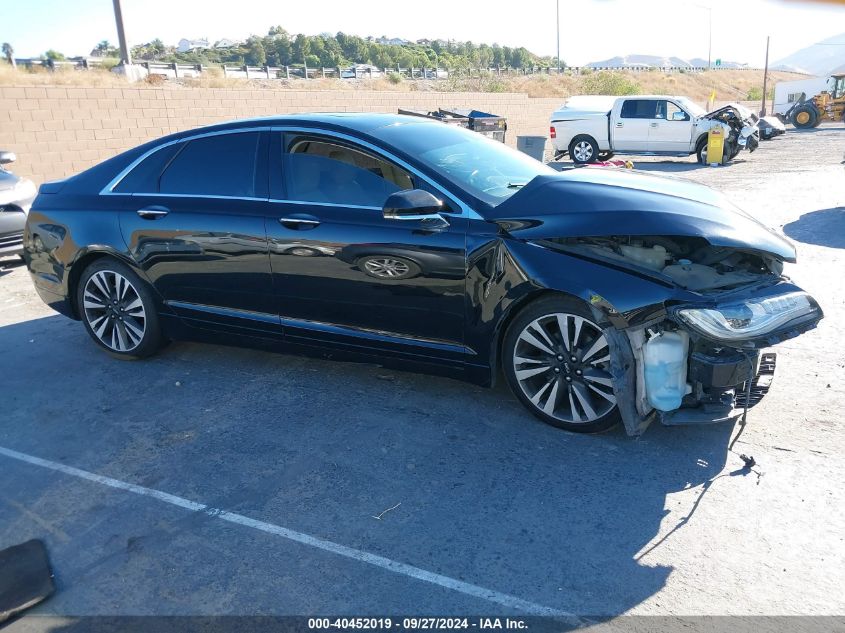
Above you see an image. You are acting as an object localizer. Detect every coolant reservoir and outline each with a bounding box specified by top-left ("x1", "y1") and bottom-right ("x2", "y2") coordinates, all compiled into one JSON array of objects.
[
  {"x1": 661, "y1": 259, "x2": 722, "y2": 291},
  {"x1": 643, "y1": 330, "x2": 690, "y2": 412},
  {"x1": 619, "y1": 244, "x2": 668, "y2": 271}
]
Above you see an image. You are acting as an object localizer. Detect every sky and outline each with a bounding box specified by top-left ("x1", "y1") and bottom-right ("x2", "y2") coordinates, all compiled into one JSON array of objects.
[{"x1": 1, "y1": 0, "x2": 844, "y2": 66}]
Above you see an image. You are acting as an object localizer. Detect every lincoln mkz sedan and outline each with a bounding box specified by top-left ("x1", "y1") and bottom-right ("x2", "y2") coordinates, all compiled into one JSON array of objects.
[{"x1": 24, "y1": 114, "x2": 823, "y2": 434}]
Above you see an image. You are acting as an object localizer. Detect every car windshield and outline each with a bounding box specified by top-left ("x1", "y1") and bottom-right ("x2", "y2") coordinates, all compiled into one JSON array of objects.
[
  {"x1": 376, "y1": 121, "x2": 557, "y2": 206},
  {"x1": 675, "y1": 97, "x2": 706, "y2": 118}
]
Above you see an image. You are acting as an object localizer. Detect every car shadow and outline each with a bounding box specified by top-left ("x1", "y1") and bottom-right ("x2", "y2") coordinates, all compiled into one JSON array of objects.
[
  {"x1": 783, "y1": 207, "x2": 845, "y2": 249},
  {"x1": 0, "y1": 314, "x2": 744, "y2": 618}
]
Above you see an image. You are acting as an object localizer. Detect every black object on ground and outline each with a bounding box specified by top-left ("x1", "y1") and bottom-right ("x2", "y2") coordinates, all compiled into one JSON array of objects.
[{"x1": 0, "y1": 539, "x2": 54, "y2": 623}]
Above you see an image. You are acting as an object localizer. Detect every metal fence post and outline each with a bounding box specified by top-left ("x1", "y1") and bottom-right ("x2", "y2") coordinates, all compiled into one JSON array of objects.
[
  {"x1": 285, "y1": 66, "x2": 290, "y2": 79},
  {"x1": 243, "y1": 64, "x2": 249, "y2": 79}
]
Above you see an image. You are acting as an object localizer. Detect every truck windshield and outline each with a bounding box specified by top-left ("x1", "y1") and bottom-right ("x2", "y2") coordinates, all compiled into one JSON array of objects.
[
  {"x1": 377, "y1": 121, "x2": 557, "y2": 206},
  {"x1": 676, "y1": 97, "x2": 707, "y2": 117}
]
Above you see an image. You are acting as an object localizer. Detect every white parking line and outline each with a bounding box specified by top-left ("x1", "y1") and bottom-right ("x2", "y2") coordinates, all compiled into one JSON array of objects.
[{"x1": 0, "y1": 445, "x2": 576, "y2": 619}]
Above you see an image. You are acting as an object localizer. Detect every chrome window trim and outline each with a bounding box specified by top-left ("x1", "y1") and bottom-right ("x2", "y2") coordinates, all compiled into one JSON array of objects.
[
  {"x1": 275, "y1": 125, "x2": 480, "y2": 219},
  {"x1": 98, "y1": 123, "x2": 481, "y2": 219},
  {"x1": 268, "y1": 199, "x2": 381, "y2": 211},
  {"x1": 128, "y1": 192, "x2": 268, "y2": 202},
  {"x1": 99, "y1": 127, "x2": 272, "y2": 196}
]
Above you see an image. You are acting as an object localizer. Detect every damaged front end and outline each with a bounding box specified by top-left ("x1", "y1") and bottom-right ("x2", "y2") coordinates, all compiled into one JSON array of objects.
[
  {"x1": 700, "y1": 104, "x2": 760, "y2": 156},
  {"x1": 489, "y1": 170, "x2": 823, "y2": 435},
  {"x1": 538, "y1": 235, "x2": 823, "y2": 434}
]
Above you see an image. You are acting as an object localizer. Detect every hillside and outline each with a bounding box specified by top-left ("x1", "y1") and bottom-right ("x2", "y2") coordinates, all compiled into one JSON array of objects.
[
  {"x1": 773, "y1": 32, "x2": 845, "y2": 75},
  {"x1": 0, "y1": 64, "x2": 807, "y2": 103},
  {"x1": 587, "y1": 54, "x2": 747, "y2": 69}
]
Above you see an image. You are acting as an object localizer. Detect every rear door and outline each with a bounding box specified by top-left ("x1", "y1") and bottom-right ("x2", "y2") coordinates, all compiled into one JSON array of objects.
[
  {"x1": 116, "y1": 129, "x2": 278, "y2": 335},
  {"x1": 612, "y1": 99, "x2": 657, "y2": 152},
  {"x1": 647, "y1": 100, "x2": 694, "y2": 153},
  {"x1": 265, "y1": 131, "x2": 468, "y2": 362}
]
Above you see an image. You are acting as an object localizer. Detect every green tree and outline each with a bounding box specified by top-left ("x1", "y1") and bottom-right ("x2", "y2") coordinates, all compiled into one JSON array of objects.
[
  {"x1": 244, "y1": 36, "x2": 266, "y2": 66},
  {"x1": 1, "y1": 42, "x2": 14, "y2": 69},
  {"x1": 44, "y1": 49, "x2": 65, "y2": 61}
]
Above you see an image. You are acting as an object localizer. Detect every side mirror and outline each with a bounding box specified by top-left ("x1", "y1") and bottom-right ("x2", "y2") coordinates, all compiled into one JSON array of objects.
[
  {"x1": 383, "y1": 189, "x2": 443, "y2": 220},
  {"x1": 0, "y1": 151, "x2": 16, "y2": 165},
  {"x1": 672, "y1": 111, "x2": 687, "y2": 121}
]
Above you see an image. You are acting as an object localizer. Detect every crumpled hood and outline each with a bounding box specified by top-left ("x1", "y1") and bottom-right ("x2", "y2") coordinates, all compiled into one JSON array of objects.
[{"x1": 487, "y1": 169, "x2": 796, "y2": 262}]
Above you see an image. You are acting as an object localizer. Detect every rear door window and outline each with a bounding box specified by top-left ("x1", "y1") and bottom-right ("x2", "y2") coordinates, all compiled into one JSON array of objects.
[
  {"x1": 159, "y1": 132, "x2": 262, "y2": 197},
  {"x1": 620, "y1": 100, "x2": 659, "y2": 119}
]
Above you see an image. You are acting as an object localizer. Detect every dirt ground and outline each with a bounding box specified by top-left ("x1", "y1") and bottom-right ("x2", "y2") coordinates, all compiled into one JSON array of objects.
[{"x1": 0, "y1": 124, "x2": 843, "y2": 626}]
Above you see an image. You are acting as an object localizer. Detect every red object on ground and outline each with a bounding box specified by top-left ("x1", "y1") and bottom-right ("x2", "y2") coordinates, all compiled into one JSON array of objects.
[{"x1": 585, "y1": 160, "x2": 634, "y2": 169}]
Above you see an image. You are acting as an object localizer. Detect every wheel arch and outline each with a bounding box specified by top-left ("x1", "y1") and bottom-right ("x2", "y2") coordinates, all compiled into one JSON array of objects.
[{"x1": 67, "y1": 248, "x2": 148, "y2": 319}]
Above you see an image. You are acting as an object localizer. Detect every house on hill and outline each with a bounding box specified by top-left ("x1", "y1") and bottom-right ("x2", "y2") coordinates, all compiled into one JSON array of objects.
[{"x1": 177, "y1": 38, "x2": 209, "y2": 53}]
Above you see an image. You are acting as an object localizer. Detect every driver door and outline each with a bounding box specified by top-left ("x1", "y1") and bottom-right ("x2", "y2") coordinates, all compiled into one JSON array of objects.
[
  {"x1": 647, "y1": 100, "x2": 694, "y2": 153},
  {"x1": 265, "y1": 131, "x2": 469, "y2": 361}
]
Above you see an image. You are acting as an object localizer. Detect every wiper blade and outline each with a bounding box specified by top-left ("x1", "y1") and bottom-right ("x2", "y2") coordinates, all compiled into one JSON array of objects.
[{"x1": 506, "y1": 182, "x2": 527, "y2": 189}]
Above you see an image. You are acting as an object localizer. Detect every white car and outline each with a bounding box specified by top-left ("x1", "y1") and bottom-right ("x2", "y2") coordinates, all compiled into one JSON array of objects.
[{"x1": 550, "y1": 95, "x2": 760, "y2": 164}]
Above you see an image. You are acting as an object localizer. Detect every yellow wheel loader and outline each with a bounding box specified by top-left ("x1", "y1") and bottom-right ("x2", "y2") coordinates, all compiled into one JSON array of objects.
[{"x1": 790, "y1": 73, "x2": 845, "y2": 129}]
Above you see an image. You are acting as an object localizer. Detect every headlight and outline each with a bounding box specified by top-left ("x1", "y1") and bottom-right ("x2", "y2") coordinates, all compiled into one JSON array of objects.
[{"x1": 676, "y1": 292, "x2": 820, "y2": 342}]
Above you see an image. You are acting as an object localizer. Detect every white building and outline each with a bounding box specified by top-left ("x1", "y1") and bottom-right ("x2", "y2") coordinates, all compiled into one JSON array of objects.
[{"x1": 177, "y1": 38, "x2": 209, "y2": 53}]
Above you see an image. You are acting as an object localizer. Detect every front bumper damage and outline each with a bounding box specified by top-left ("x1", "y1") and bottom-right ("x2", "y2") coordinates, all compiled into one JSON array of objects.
[
  {"x1": 662, "y1": 351, "x2": 776, "y2": 426},
  {"x1": 604, "y1": 285, "x2": 822, "y2": 436}
]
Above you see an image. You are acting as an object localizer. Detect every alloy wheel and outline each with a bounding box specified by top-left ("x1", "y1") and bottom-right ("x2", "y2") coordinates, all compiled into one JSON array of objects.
[
  {"x1": 512, "y1": 313, "x2": 616, "y2": 424},
  {"x1": 573, "y1": 141, "x2": 594, "y2": 162},
  {"x1": 82, "y1": 270, "x2": 147, "y2": 352},
  {"x1": 363, "y1": 257, "x2": 411, "y2": 278}
]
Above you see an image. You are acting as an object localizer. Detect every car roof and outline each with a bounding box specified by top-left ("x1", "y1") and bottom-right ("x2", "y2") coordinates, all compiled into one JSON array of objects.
[{"x1": 174, "y1": 112, "x2": 430, "y2": 137}]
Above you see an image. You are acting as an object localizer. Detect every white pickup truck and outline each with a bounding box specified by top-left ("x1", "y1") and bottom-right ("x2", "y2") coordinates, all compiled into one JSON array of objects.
[{"x1": 550, "y1": 95, "x2": 759, "y2": 164}]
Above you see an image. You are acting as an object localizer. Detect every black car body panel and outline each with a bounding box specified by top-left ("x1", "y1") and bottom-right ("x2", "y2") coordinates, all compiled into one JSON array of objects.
[
  {"x1": 489, "y1": 170, "x2": 796, "y2": 262},
  {"x1": 24, "y1": 114, "x2": 823, "y2": 435}
]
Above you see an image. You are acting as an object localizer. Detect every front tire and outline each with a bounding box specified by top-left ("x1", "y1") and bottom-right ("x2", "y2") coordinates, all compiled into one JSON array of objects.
[
  {"x1": 569, "y1": 136, "x2": 599, "y2": 164},
  {"x1": 503, "y1": 296, "x2": 621, "y2": 433},
  {"x1": 791, "y1": 104, "x2": 818, "y2": 129},
  {"x1": 696, "y1": 137, "x2": 709, "y2": 164},
  {"x1": 77, "y1": 258, "x2": 163, "y2": 360}
]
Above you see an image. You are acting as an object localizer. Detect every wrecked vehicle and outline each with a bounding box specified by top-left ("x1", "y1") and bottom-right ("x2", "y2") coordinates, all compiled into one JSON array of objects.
[
  {"x1": 550, "y1": 95, "x2": 760, "y2": 164},
  {"x1": 24, "y1": 114, "x2": 821, "y2": 435}
]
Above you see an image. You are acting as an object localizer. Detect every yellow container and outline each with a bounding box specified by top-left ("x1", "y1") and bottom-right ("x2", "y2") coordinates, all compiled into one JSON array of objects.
[{"x1": 706, "y1": 127, "x2": 725, "y2": 165}]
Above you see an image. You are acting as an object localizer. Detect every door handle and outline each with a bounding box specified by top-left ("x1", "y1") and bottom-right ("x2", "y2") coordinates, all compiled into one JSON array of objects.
[
  {"x1": 279, "y1": 216, "x2": 320, "y2": 229},
  {"x1": 136, "y1": 206, "x2": 169, "y2": 219},
  {"x1": 615, "y1": 122, "x2": 624, "y2": 127},
  {"x1": 650, "y1": 122, "x2": 659, "y2": 128}
]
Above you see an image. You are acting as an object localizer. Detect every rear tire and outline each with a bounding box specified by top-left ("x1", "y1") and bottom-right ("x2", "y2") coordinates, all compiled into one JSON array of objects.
[
  {"x1": 569, "y1": 136, "x2": 599, "y2": 164},
  {"x1": 76, "y1": 258, "x2": 163, "y2": 360},
  {"x1": 503, "y1": 296, "x2": 621, "y2": 434}
]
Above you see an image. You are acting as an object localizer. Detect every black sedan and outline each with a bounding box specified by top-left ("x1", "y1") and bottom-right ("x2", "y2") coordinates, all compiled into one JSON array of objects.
[{"x1": 24, "y1": 114, "x2": 823, "y2": 434}]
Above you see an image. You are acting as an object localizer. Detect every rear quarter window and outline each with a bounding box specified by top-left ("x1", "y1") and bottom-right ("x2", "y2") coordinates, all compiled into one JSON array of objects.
[
  {"x1": 159, "y1": 132, "x2": 262, "y2": 197},
  {"x1": 113, "y1": 142, "x2": 183, "y2": 194}
]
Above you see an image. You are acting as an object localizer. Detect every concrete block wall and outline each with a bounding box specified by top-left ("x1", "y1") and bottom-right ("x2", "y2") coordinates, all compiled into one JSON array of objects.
[{"x1": 0, "y1": 85, "x2": 562, "y2": 185}]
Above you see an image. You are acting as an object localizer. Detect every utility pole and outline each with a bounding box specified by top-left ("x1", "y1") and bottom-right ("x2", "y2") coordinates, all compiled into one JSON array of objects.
[
  {"x1": 556, "y1": 0, "x2": 561, "y2": 73},
  {"x1": 695, "y1": 4, "x2": 712, "y2": 69},
  {"x1": 112, "y1": 0, "x2": 131, "y2": 65},
  {"x1": 707, "y1": 7, "x2": 712, "y2": 69},
  {"x1": 761, "y1": 36, "x2": 770, "y2": 117}
]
